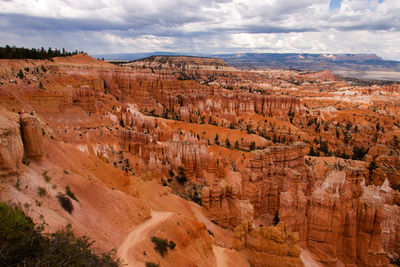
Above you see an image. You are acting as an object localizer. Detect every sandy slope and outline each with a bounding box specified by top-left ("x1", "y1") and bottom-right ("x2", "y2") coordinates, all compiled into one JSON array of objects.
[
  {"x1": 118, "y1": 210, "x2": 173, "y2": 267},
  {"x1": 300, "y1": 249, "x2": 324, "y2": 267},
  {"x1": 213, "y1": 245, "x2": 229, "y2": 267}
]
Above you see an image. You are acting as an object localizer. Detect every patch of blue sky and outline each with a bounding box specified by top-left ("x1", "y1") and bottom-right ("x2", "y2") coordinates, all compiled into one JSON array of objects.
[{"x1": 329, "y1": 0, "x2": 342, "y2": 11}]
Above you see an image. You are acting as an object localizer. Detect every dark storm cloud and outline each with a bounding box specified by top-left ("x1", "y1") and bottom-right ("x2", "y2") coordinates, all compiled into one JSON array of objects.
[
  {"x1": 0, "y1": 11, "x2": 209, "y2": 32},
  {"x1": 0, "y1": 13, "x2": 127, "y2": 31}
]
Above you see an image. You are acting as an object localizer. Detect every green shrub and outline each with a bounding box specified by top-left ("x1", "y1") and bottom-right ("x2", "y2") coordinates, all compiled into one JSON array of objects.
[
  {"x1": 15, "y1": 177, "x2": 21, "y2": 190},
  {"x1": 0, "y1": 202, "x2": 120, "y2": 266},
  {"x1": 249, "y1": 141, "x2": 256, "y2": 151},
  {"x1": 308, "y1": 146, "x2": 319, "y2": 156},
  {"x1": 352, "y1": 146, "x2": 369, "y2": 160},
  {"x1": 319, "y1": 141, "x2": 331, "y2": 156},
  {"x1": 235, "y1": 140, "x2": 240, "y2": 149},
  {"x1": 65, "y1": 186, "x2": 79, "y2": 202},
  {"x1": 273, "y1": 212, "x2": 280, "y2": 226},
  {"x1": 57, "y1": 194, "x2": 73, "y2": 214},
  {"x1": 168, "y1": 240, "x2": 176, "y2": 250},
  {"x1": 17, "y1": 69, "x2": 24, "y2": 79},
  {"x1": 390, "y1": 256, "x2": 400, "y2": 266},
  {"x1": 176, "y1": 166, "x2": 187, "y2": 185},
  {"x1": 0, "y1": 202, "x2": 40, "y2": 264},
  {"x1": 146, "y1": 262, "x2": 160, "y2": 267},
  {"x1": 42, "y1": 171, "x2": 51, "y2": 182},
  {"x1": 38, "y1": 187, "x2": 47, "y2": 197},
  {"x1": 225, "y1": 138, "x2": 231, "y2": 147},
  {"x1": 151, "y1": 236, "x2": 169, "y2": 257}
]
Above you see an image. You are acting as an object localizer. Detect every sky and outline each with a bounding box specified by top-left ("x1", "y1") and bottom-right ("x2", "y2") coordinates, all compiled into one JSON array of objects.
[{"x1": 0, "y1": 0, "x2": 399, "y2": 60}]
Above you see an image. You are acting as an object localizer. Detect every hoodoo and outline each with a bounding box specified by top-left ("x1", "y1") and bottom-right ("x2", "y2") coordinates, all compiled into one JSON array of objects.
[{"x1": 0, "y1": 54, "x2": 399, "y2": 267}]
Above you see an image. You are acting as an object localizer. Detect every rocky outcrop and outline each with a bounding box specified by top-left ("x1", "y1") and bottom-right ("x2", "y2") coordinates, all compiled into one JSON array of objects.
[
  {"x1": 233, "y1": 221, "x2": 303, "y2": 267},
  {"x1": 125, "y1": 55, "x2": 235, "y2": 72},
  {"x1": 1, "y1": 54, "x2": 399, "y2": 267},
  {"x1": 285, "y1": 168, "x2": 394, "y2": 266},
  {"x1": 202, "y1": 179, "x2": 253, "y2": 228},
  {"x1": 20, "y1": 113, "x2": 43, "y2": 160},
  {"x1": 241, "y1": 143, "x2": 311, "y2": 218},
  {"x1": 203, "y1": 141, "x2": 396, "y2": 266},
  {"x1": 201, "y1": 142, "x2": 311, "y2": 229},
  {"x1": 0, "y1": 109, "x2": 23, "y2": 176},
  {"x1": 302, "y1": 70, "x2": 336, "y2": 81}
]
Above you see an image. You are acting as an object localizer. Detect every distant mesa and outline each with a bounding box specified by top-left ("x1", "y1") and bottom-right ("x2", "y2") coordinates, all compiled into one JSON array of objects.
[{"x1": 93, "y1": 52, "x2": 400, "y2": 81}]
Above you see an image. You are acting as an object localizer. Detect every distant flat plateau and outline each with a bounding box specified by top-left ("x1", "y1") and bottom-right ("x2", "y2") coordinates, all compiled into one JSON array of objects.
[
  {"x1": 94, "y1": 52, "x2": 400, "y2": 82},
  {"x1": 333, "y1": 70, "x2": 400, "y2": 81}
]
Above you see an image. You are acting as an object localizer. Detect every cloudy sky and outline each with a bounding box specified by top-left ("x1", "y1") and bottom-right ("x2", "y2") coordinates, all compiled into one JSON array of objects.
[{"x1": 1, "y1": 0, "x2": 399, "y2": 59}]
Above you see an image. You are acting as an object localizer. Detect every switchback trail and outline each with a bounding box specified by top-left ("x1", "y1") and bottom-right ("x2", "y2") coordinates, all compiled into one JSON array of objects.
[{"x1": 118, "y1": 210, "x2": 173, "y2": 267}]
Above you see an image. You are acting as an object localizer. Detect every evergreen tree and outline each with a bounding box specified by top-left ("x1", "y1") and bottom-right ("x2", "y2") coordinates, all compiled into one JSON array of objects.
[
  {"x1": 273, "y1": 212, "x2": 280, "y2": 226},
  {"x1": 225, "y1": 138, "x2": 231, "y2": 147},
  {"x1": 0, "y1": 45, "x2": 82, "y2": 59}
]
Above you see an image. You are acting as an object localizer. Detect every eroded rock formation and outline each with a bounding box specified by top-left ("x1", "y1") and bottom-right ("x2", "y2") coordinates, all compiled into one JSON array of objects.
[
  {"x1": 0, "y1": 54, "x2": 399, "y2": 266},
  {"x1": 233, "y1": 221, "x2": 303, "y2": 267},
  {"x1": 20, "y1": 113, "x2": 43, "y2": 160},
  {"x1": 0, "y1": 109, "x2": 23, "y2": 176}
]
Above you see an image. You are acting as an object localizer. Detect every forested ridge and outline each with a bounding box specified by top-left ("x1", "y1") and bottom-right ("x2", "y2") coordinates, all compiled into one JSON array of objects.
[{"x1": 0, "y1": 45, "x2": 84, "y2": 59}]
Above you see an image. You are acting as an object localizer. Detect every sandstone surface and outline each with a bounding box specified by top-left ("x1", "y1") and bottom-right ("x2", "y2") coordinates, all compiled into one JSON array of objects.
[
  {"x1": 0, "y1": 108, "x2": 23, "y2": 176},
  {"x1": 20, "y1": 113, "x2": 43, "y2": 160},
  {"x1": 0, "y1": 54, "x2": 399, "y2": 266}
]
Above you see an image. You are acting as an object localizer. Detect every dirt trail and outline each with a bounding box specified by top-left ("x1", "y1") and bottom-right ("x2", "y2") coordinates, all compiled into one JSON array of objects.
[
  {"x1": 213, "y1": 245, "x2": 229, "y2": 267},
  {"x1": 300, "y1": 249, "x2": 324, "y2": 267},
  {"x1": 189, "y1": 202, "x2": 233, "y2": 247},
  {"x1": 118, "y1": 210, "x2": 173, "y2": 267}
]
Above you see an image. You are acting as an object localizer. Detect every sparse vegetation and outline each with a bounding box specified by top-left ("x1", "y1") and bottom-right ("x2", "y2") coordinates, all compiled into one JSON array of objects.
[
  {"x1": 38, "y1": 187, "x2": 47, "y2": 197},
  {"x1": 273, "y1": 212, "x2": 280, "y2": 226},
  {"x1": 352, "y1": 146, "x2": 369, "y2": 161},
  {"x1": 175, "y1": 166, "x2": 187, "y2": 185},
  {"x1": 151, "y1": 236, "x2": 169, "y2": 257},
  {"x1": 57, "y1": 194, "x2": 73, "y2": 214},
  {"x1": 187, "y1": 183, "x2": 203, "y2": 205},
  {"x1": 15, "y1": 177, "x2": 21, "y2": 190},
  {"x1": 150, "y1": 236, "x2": 176, "y2": 257},
  {"x1": 22, "y1": 157, "x2": 30, "y2": 165},
  {"x1": 168, "y1": 240, "x2": 176, "y2": 250},
  {"x1": 0, "y1": 202, "x2": 120, "y2": 266},
  {"x1": 17, "y1": 69, "x2": 24, "y2": 79},
  {"x1": 319, "y1": 140, "x2": 331, "y2": 156},
  {"x1": 65, "y1": 186, "x2": 79, "y2": 202},
  {"x1": 214, "y1": 134, "x2": 219, "y2": 145},
  {"x1": 390, "y1": 256, "x2": 400, "y2": 267},
  {"x1": 308, "y1": 146, "x2": 320, "y2": 156},
  {"x1": 42, "y1": 171, "x2": 51, "y2": 183},
  {"x1": 146, "y1": 262, "x2": 160, "y2": 267},
  {"x1": 249, "y1": 141, "x2": 256, "y2": 151},
  {"x1": 225, "y1": 138, "x2": 231, "y2": 148}
]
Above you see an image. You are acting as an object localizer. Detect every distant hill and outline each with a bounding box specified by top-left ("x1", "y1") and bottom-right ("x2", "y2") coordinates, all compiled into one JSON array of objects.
[
  {"x1": 216, "y1": 53, "x2": 400, "y2": 81},
  {"x1": 91, "y1": 52, "x2": 400, "y2": 81},
  {"x1": 215, "y1": 53, "x2": 400, "y2": 71},
  {"x1": 92, "y1": 52, "x2": 205, "y2": 61}
]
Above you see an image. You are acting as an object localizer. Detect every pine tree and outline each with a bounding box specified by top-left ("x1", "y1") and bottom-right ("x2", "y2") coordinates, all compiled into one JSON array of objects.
[{"x1": 273, "y1": 212, "x2": 280, "y2": 226}]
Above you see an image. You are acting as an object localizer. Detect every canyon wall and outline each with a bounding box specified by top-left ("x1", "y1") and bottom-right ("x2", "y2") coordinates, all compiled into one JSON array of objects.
[{"x1": 0, "y1": 54, "x2": 399, "y2": 266}]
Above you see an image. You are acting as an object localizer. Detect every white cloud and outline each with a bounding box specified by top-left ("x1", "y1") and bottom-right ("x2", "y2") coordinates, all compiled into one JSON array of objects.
[{"x1": 0, "y1": 0, "x2": 399, "y2": 59}]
